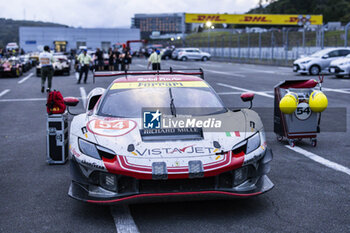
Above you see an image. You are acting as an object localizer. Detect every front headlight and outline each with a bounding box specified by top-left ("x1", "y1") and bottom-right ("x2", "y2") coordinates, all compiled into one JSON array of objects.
[
  {"x1": 246, "y1": 133, "x2": 261, "y2": 154},
  {"x1": 78, "y1": 138, "x2": 116, "y2": 160},
  {"x1": 301, "y1": 60, "x2": 311, "y2": 64},
  {"x1": 78, "y1": 138, "x2": 100, "y2": 159}
]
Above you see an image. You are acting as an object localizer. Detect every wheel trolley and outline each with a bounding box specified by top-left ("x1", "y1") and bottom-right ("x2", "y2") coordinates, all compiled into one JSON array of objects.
[{"x1": 274, "y1": 76, "x2": 326, "y2": 147}]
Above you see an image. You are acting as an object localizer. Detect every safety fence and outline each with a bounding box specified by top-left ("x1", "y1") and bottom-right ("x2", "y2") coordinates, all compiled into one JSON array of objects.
[{"x1": 165, "y1": 24, "x2": 350, "y2": 66}]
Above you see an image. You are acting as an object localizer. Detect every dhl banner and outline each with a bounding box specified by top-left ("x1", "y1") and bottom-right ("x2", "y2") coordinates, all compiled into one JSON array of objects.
[{"x1": 185, "y1": 13, "x2": 323, "y2": 25}]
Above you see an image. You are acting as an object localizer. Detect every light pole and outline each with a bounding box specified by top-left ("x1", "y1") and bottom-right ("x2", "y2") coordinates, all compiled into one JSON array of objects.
[{"x1": 206, "y1": 21, "x2": 214, "y2": 52}]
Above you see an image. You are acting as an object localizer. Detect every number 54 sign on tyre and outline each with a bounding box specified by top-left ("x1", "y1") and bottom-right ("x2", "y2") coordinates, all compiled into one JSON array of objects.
[{"x1": 295, "y1": 102, "x2": 311, "y2": 120}]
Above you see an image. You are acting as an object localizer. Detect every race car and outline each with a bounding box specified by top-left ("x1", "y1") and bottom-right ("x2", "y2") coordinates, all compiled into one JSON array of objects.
[
  {"x1": 66, "y1": 70, "x2": 273, "y2": 204},
  {"x1": 0, "y1": 57, "x2": 23, "y2": 77},
  {"x1": 36, "y1": 54, "x2": 71, "y2": 77}
]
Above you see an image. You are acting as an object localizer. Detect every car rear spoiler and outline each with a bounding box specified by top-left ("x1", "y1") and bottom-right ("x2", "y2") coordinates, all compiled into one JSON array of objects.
[{"x1": 92, "y1": 67, "x2": 204, "y2": 83}]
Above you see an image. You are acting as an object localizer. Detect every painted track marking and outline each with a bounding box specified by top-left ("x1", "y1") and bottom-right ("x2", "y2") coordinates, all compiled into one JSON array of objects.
[
  {"x1": 80, "y1": 87, "x2": 87, "y2": 110},
  {"x1": 217, "y1": 83, "x2": 274, "y2": 98},
  {"x1": 18, "y1": 73, "x2": 33, "y2": 84},
  {"x1": 0, "y1": 89, "x2": 10, "y2": 98},
  {"x1": 323, "y1": 88, "x2": 350, "y2": 94},
  {"x1": 0, "y1": 97, "x2": 82, "y2": 102},
  {"x1": 208, "y1": 70, "x2": 245, "y2": 77},
  {"x1": 286, "y1": 146, "x2": 350, "y2": 176},
  {"x1": 110, "y1": 205, "x2": 140, "y2": 233}
]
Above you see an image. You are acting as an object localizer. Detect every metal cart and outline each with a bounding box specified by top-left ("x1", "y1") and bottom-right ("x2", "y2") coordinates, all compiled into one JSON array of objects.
[{"x1": 274, "y1": 76, "x2": 324, "y2": 147}]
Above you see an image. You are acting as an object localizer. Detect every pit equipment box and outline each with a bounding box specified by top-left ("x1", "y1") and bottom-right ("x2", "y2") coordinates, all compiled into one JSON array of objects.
[{"x1": 46, "y1": 113, "x2": 68, "y2": 164}]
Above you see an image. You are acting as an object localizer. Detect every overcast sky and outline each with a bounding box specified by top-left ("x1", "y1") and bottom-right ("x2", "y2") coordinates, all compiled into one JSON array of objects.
[{"x1": 0, "y1": 0, "x2": 260, "y2": 28}]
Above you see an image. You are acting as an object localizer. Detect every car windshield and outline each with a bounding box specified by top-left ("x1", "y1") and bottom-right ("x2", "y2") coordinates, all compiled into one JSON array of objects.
[
  {"x1": 98, "y1": 85, "x2": 227, "y2": 118},
  {"x1": 310, "y1": 50, "x2": 330, "y2": 57}
]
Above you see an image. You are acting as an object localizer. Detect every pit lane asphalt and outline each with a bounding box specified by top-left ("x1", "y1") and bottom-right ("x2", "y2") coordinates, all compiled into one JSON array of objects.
[{"x1": 0, "y1": 58, "x2": 349, "y2": 233}]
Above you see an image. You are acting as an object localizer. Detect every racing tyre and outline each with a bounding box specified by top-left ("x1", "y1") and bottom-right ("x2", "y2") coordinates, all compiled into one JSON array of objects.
[
  {"x1": 181, "y1": 56, "x2": 188, "y2": 61},
  {"x1": 277, "y1": 135, "x2": 283, "y2": 142},
  {"x1": 309, "y1": 65, "x2": 320, "y2": 75},
  {"x1": 202, "y1": 56, "x2": 208, "y2": 61},
  {"x1": 164, "y1": 56, "x2": 170, "y2": 60},
  {"x1": 288, "y1": 139, "x2": 295, "y2": 147},
  {"x1": 311, "y1": 139, "x2": 317, "y2": 147}
]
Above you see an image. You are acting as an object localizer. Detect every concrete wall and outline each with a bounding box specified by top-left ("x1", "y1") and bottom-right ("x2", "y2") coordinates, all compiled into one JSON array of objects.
[{"x1": 19, "y1": 27, "x2": 141, "y2": 52}]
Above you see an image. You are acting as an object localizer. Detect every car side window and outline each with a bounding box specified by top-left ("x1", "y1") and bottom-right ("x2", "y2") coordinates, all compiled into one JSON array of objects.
[
  {"x1": 328, "y1": 50, "x2": 340, "y2": 58},
  {"x1": 339, "y1": 50, "x2": 350, "y2": 56},
  {"x1": 193, "y1": 50, "x2": 200, "y2": 53}
]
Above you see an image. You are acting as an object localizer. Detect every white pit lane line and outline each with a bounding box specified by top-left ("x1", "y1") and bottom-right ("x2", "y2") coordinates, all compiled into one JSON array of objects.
[
  {"x1": 217, "y1": 83, "x2": 274, "y2": 98},
  {"x1": 18, "y1": 73, "x2": 33, "y2": 84},
  {"x1": 218, "y1": 82, "x2": 350, "y2": 176},
  {"x1": 0, "y1": 89, "x2": 10, "y2": 98},
  {"x1": 79, "y1": 87, "x2": 87, "y2": 110},
  {"x1": 111, "y1": 205, "x2": 140, "y2": 233},
  {"x1": 207, "y1": 70, "x2": 246, "y2": 77},
  {"x1": 323, "y1": 88, "x2": 350, "y2": 94},
  {"x1": 286, "y1": 146, "x2": 350, "y2": 176}
]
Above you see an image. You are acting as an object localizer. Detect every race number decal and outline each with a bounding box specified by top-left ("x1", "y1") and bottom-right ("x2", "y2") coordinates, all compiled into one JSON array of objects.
[
  {"x1": 295, "y1": 102, "x2": 311, "y2": 120},
  {"x1": 94, "y1": 119, "x2": 129, "y2": 130},
  {"x1": 87, "y1": 118, "x2": 137, "y2": 137}
]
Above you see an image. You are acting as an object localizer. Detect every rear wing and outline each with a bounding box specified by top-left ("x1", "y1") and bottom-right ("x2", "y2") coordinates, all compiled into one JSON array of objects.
[{"x1": 93, "y1": 67, "x2": 204, "y2": 83}]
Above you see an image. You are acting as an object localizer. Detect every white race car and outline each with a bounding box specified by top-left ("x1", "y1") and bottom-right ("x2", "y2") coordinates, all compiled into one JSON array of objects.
[{"x1": 66, "y1": 70, "x2": 273, "y2": 204}]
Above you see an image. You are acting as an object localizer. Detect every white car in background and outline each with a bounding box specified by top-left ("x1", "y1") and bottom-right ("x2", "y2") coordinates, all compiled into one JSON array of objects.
[
  {"x1": 293, "y1": 48, "x2": 350, "y2": 75},
  {"x1": 328, "y1": 54, "x2": 350, "y2": 78},
  {"x1": 176, "y1": 48, "x2": 211, "y2": 61}
]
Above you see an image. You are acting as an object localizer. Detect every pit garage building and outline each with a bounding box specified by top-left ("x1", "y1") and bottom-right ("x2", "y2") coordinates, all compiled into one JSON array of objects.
[{"x1": 19, "y1": 27, "x2": 141, "y2": 52}]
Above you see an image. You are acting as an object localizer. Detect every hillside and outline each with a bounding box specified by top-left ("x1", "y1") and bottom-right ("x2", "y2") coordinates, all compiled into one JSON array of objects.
[
  {"x1": 249, "y1": 0, "x2": 350, "y2": 23},
  {"x1": 0, "y1": 18, "x2": 68, "y2": 48}
]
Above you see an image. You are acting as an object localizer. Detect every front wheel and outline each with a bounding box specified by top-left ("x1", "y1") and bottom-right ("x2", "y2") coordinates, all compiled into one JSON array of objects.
[
  {"x1": 309, "y1": 65, "x2": 320, "y2": 75},
  {"x1": 181, "y1": 56, "x2": 188, "y2": 61},
  {"x1": 202, "y1": 56, "x2": 208, "y2": 61}
]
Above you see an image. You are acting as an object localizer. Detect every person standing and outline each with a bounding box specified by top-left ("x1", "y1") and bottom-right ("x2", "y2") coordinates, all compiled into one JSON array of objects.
[
  {"x1": 113, "y1": 47, "x2": 120, "y2": 71},
  {"x1": 95, "y1": 48, "x2": 104, "y2": 71},
  {"x1": 108, "y1": 48, "x2": 114, "y2": 71},
  {"x1": 77, "y1": 49, "x2": 92, "y2": 84},
  {"x1": 123, "y1": 47, "x2": 132, "y2": 71},
  {"x1": 39, "y1": 45, "x2": 55, "y2": 93},
  {"x1": 147, "y1": 49, "x2": 161, "y2": 70}
]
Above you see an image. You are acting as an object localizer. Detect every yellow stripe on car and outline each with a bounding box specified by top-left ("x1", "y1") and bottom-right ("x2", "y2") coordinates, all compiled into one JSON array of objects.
[{"x1": 110, "y1": 81, "x2": 208, "y2": 90}]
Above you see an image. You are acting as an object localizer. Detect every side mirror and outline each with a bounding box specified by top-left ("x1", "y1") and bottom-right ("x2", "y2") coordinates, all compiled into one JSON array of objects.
[
  {"x1": 322, "y1": 54, "x2": 329, "y2": 59},
  {"x1": 240, "y1": 92, "x2": 255, "y2": 109},
  {"x1": 64, "y1": 97, "x2": 79, "y2": 107}
]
